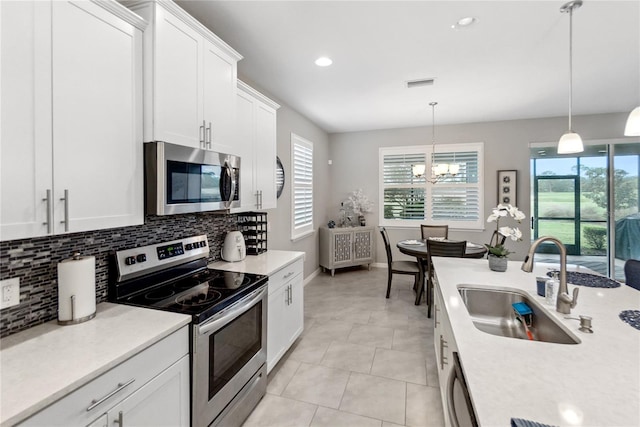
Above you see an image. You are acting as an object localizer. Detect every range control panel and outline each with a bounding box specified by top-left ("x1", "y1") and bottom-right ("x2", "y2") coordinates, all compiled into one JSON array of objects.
[{"x1": 116, "y1": 235, "x2": 209, "y2": 282}]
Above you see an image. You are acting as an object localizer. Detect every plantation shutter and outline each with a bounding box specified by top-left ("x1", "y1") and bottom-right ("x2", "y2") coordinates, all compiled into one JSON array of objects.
[
  {"x1": 291, "y1": 133, "x2": 313, "y2": 239},
  {"x1": 381, "y1": 150, "x2": 426, "y2": 221},
  {"x1": 379, "y1": 144, "x2": 484, "y2": 229},
  {"x1": 430, "y1": 150, "x2": 482, "y2": 227}
]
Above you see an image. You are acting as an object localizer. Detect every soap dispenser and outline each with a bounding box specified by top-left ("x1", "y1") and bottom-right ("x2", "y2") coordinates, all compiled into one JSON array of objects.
[{"x1": 545, "y1": 272, "x2": 559, "y2": 305}]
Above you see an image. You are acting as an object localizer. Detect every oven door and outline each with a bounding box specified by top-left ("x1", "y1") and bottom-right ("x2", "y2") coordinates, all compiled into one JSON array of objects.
[{"x1": 192, "y1": 285, "x2": 267, "y2": 427}]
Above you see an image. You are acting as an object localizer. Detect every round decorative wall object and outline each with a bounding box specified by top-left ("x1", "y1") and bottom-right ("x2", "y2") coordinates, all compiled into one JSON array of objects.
[{"x1": 276, "y1": 156, "x2": 285, "y2": 199}]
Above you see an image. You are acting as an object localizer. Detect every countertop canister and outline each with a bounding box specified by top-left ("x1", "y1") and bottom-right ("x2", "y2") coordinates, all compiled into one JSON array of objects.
[{"x1": 57, "y1": 253, "x2": 96, "y2": 325}]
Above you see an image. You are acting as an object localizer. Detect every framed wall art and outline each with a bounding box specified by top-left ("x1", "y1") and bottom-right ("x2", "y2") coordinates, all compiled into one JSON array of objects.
[{"x1": 497, "y1": 170, "x2": 517, "y2": 206}]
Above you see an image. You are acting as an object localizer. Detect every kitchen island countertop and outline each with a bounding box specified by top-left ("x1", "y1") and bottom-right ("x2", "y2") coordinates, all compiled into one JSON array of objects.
[
  {"x1": 0, "y1": 303, "x2": 191, "y2": 426},
  {"x1": 432, "y1": 257, "x2": 640, "y2": 426}
]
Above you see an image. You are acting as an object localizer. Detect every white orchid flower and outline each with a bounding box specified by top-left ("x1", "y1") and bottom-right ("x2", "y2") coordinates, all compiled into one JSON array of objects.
[
  {"x1": 499, "y1": 226, "x2": 522, "y2": 241},
  {"x1": 486, "y1": 204, "x2": 525, "y2": 256},
  {"x1": 498, "y1": 226, "x2": 513, "y2": 238},
  {"x1": 513, "y1": 209, "x2": 526, "y2": 221},
  {"x1": 512, "y1": 228, "x2": 523, "y2": 241}
]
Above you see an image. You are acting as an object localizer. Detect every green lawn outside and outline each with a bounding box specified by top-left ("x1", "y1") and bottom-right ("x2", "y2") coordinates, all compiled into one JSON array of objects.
[
  {"x1": 535, "y1": 191, "x2": 607, "y2": 253},
  {"x1": 536, "y1": 191, "x2": 606, "y2": 219}
]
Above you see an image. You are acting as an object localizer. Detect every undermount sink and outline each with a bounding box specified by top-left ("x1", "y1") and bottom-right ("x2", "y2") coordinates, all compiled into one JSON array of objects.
[{"x1": 457, "y1": 286, "x2": 580, "y2": 345}]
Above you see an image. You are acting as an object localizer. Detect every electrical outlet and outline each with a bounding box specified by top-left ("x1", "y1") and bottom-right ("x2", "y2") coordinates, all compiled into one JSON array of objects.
[{"x1": 1, "y1": 277, "x2": 20, "y2": 309}]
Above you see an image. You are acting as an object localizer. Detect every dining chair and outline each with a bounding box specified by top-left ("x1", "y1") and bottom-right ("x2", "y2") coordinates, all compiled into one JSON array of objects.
[
  {"x1": 624, "y1": 259, "x2": 640, "y2": 291},
  {"x1": 421, "y1": 224, "x2": 449, "y2": 240},
  {"x1": 422, "y1": 239, "x2": 467, "y2": 316},
  {"x1": 379, "y1": 227, "x2": 420, "y2": 298}
]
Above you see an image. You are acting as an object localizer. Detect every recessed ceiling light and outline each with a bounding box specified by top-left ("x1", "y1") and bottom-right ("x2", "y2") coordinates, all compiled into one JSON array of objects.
[
  {"x1": 315, "y1": 57, "x2": 332, "y2": 67},
  {"x1": 451, "y1": 16, "x2": 478, "y2": 30}
]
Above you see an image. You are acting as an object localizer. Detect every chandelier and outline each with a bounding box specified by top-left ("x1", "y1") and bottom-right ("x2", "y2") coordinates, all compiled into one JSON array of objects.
[{"x1": 412, "y1": 102, "x2": 459, "y2": 183}]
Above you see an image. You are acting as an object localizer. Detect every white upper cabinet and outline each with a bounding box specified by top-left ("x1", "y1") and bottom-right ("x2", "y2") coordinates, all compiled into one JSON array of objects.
[
  {"x1": 1, "y1": 1, "x2": 52, "y2": 240},
  {"x1": 203, "y1": 38, "x2": 238, "y2": 155},
  {"x1": 126, "y1": 0, "x2": 242, "y2": 153},
  {"x1": 153, "y1": 4, "x2": 202, "y2": 147},
  {"x1": 234, "y1": 81, "x2": 280, "y2": 212},
  {"x1": 1, "y1": 0, "x2": 145, "y2": 241}
]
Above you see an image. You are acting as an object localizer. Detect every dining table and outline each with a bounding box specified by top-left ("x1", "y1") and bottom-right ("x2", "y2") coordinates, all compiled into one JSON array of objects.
[{"x1": 396, "y1": 239, "x2": 487, "y2": 315}]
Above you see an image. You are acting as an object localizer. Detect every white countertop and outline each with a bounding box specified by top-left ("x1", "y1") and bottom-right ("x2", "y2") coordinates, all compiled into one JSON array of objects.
[
  {"x1": 0, "y1": 303, "x2": 191, "y2": 426},
  {"x1": 209, "y1": 250, "x2": 305, "y2": 276},
  {"x1": 433, "y1": 258, "x2": 640, "y2": 427}
]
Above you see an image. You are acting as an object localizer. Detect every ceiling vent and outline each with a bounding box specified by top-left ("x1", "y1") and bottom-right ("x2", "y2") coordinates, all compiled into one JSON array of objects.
[{"x1": 406, "y1": 78, "x2": 435, "y2": 88}]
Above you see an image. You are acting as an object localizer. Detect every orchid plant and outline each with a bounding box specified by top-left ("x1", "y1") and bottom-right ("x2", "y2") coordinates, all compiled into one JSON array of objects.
[{"x1": 485, "y1": 204, "x2": 526, "y2": 258}]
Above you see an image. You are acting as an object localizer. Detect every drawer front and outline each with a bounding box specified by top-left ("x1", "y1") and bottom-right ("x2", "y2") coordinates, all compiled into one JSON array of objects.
[
  {"x1": 268, "y1": 258, "x2": 303, "y2": 295},
  {"x1": 19, "y1": 326, "x2": 189, "y2": 427}
]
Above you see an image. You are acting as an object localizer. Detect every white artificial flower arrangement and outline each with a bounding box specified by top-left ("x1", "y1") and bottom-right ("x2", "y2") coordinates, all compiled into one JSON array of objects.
[
  {"x1": 345, "y1": 189, "x2": 373, "y2": 216},
  {"x1": 485, "y1": 204, "x2": 526, "y2": 258}
]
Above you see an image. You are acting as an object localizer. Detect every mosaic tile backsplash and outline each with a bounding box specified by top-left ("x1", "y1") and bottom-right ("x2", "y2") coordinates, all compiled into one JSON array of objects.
[{"x1": 0, "y1": 213, "x2": 238, "y2": 338}]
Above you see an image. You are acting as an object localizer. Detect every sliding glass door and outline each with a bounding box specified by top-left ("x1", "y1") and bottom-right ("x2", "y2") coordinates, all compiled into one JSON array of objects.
[{"x1": 530, "y1": 141, "x2": 639, "y2": 280}]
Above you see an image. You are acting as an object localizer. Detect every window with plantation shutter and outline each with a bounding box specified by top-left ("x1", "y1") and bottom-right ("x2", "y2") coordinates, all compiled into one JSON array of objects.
[
  {"x1": 291, "y1": 133, "x2": 314, "y2": 240},
  {"x1": 379, "y1": 143, "x2": 484, "y2": 230}
]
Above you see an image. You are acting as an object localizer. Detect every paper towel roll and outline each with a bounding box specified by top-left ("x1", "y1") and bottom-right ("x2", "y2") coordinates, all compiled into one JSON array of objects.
[{"x1": 57, "y1": 253, "x2": 96, "y2": 325}]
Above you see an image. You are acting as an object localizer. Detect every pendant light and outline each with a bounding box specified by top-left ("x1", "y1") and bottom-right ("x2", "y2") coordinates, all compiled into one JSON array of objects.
[
  {"x1": 624, "y1": 106, "x2": 640, "y2": 136},
  {"x1": 557, "y1": 0, "x2": 584, "y2": 154},
  {"x1": 413, "y1": 102, "x2": 459, "y2": 182}
]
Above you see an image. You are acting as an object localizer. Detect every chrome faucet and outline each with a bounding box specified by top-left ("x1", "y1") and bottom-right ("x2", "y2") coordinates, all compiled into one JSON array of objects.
[{"x1": 521, "y1": 236, "x2": 579, "y2": 314}]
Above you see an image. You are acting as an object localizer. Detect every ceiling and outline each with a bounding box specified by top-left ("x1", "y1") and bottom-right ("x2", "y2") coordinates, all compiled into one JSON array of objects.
[{"x1": 176, "y1": 1, "x2": 640, "y2": 134}]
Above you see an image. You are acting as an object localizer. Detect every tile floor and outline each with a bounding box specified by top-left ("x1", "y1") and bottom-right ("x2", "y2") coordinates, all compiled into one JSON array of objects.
[{"x1": 243, "y1": 267, "x2": 446, "y2": 427}]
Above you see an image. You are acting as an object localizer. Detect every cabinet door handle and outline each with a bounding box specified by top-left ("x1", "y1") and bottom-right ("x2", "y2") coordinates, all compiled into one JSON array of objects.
[
  {"x1": 206, "y1": 121, "x2": 212, "y2": 149},
  {"x1": 114, "y1": 411, "x2": 124, "y2": 426},
  {"x1": 288, "y1": 284, "x2": 293, "y2": 304},
  {"x1": 284, "y1": 285, "x2": 289, "y2": 305},
  {"x1": 435, "y1": 306, "x2": 440, "y2": 327},
  {"x1": 86, "y1": 378, "x2": 135, "y2": 411},
  {"x1": 60, "y1": 189, "x2": 69, "y2": 232},
  {"x1": 439, "y1": 335, "x2": 448, "y2": 370},
  {"x1": 200, "y1": 121, "x2": 205, "y2": 147},
  {"x1": 42, "y1": 189, "x2": 52, "y2": 234}
]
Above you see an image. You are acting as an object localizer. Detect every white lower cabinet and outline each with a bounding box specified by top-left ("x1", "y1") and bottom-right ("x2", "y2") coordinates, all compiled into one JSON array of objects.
[
  {"x1": 434, "y1": 278, "x2": 457, "y2": 427},
  {"x1": 105, "y1": 356, "x2": 189, "y2": 427},
  {"x1": 19, "y1": 327, "x2": 189, "y2": 427},
  {"x1": 267, "y1": 258, "x2": 304, "y2": 373}
]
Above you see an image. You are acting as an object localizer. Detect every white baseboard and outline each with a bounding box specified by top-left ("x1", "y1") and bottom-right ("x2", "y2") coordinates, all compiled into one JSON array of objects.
[{"x1": 304, "y1": 267, "x2": 322, "y2": 286}]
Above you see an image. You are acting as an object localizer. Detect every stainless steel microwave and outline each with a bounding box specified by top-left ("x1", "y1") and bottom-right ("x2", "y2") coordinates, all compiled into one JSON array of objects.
[{"x1": 145, "y1": 141, "x2": 240, "y2": 215}]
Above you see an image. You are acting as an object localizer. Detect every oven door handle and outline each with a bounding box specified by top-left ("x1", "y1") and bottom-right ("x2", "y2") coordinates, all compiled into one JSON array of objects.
[{"x1": 197, "y1": 286, "x2": 267, "y2": 336}]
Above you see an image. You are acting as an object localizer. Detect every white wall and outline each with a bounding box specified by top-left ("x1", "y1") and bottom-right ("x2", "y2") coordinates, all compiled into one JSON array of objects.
[{"x1": 329, "y1": 112, "x2": 631, "y2": 263}]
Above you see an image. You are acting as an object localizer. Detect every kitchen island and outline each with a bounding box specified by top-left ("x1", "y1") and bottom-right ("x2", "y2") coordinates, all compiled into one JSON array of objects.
[{"x1": 432, "y1": 257, "x2": 640, "y2": 427}]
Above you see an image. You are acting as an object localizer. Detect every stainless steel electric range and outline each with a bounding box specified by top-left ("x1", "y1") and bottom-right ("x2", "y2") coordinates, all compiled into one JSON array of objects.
[{"x1": 109, "y1": 235, "x2": 268, "y2": 427}]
